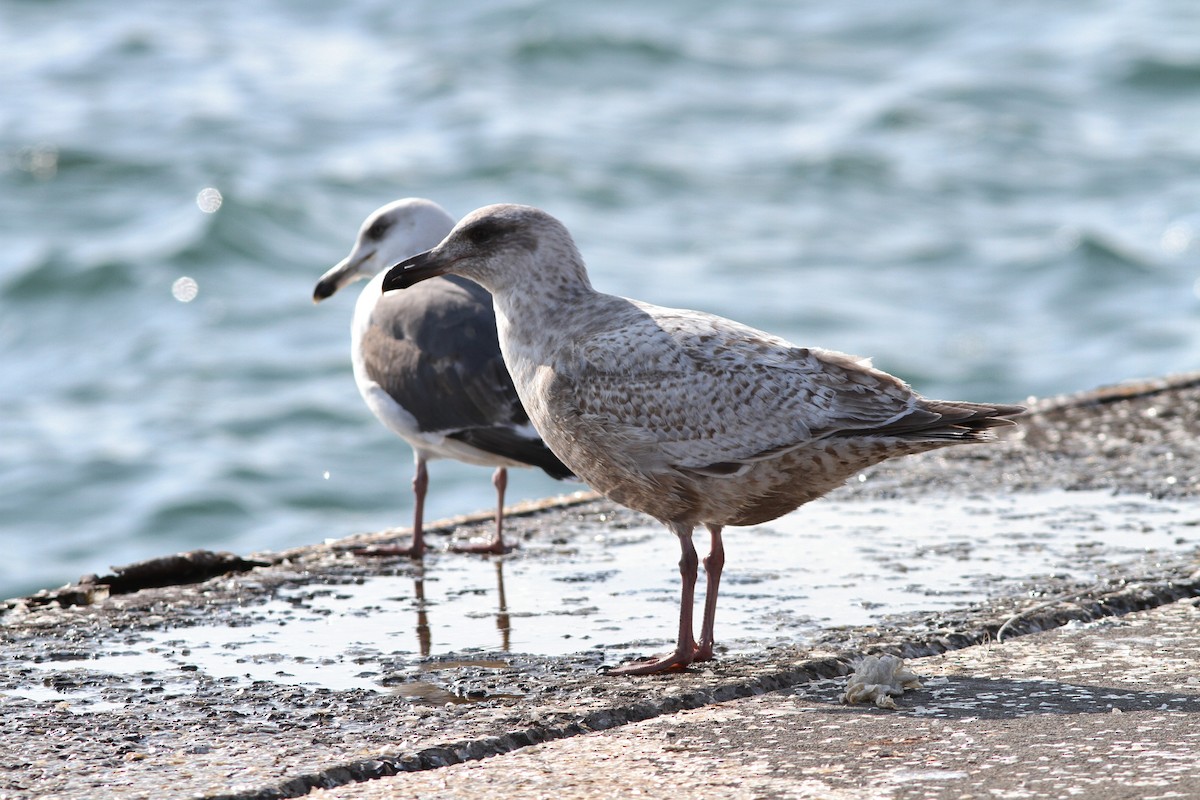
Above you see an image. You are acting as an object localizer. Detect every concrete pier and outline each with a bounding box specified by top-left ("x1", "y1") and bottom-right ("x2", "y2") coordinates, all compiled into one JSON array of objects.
[{"x1": 3, "y1": 373, "x2": 1198, "y2": 800}]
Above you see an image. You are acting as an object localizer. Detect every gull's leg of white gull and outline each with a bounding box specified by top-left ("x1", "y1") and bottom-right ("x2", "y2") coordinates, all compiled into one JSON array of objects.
[
  {"x1": 450, "y1": 467, "x2": 513, "y2": 555},
  {"x1": 354, "y1": 456, "x2": 429, "y2": 558},
  {"x1": 693, "y1": 524, "x2": 725, "y2": 662},
  {"x1": 611, "y1": 520, "x2": 699, "y2": 675},
  {"x1": 410, "y1": 457, "x2": 429, "y2": 556}
]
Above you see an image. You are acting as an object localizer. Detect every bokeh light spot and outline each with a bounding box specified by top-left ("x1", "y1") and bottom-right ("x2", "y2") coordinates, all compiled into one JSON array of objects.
[
  {"x1": 196, "y1": 187, "x2": 223, "y2": 213},
  {"x1": 172, "y1": 276, "x2": 199, "y2": 303}
]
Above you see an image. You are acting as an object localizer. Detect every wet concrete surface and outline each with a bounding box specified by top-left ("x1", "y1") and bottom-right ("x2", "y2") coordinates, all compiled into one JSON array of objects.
[
  {"x1": 2, "y1": 373, "x2": 1199, "y2": 800},
  {"x1": 306, "y1": 598, "x2": 1200, "y2": 800}
]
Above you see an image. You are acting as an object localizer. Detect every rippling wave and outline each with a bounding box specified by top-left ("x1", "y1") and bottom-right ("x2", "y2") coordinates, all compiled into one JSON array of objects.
[{"x1": 2, "y1": 0, "x2": 1198, "y2": 598}]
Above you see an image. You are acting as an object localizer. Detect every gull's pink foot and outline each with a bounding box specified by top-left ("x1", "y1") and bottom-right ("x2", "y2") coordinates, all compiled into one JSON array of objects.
[
  {"x1": 352, "y1": 540, "x2": 425, "y2": 558},
  {"x1": 448, "y1": 537, "x2": 512, "y2": 556},
  {"x1": 350, "y1": 534, "x2": 427, "y2": 561},
  {"x1": 610, "y1": 645, "x2": 697, "y2": 676},
  {"x1": 449, "y1": 466, "x2": 514, "y2": 555}
]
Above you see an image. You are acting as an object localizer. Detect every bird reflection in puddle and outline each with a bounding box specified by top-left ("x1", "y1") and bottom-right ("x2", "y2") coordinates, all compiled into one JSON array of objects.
[
  {"x1": 405, "y1": 559, "x2": 511, "y2": 658},
  {"x1": 388, "y1": 560, "x2": 521, "y2": 705}
]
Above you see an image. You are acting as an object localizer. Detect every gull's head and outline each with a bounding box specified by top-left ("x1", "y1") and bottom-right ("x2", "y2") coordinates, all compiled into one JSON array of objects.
[
  {"x1": 381, "y1": 204, "x2": 588, "y2": 296},
  {"x1": 313, "y1": 197, "x2": 455, "y2": 303}
]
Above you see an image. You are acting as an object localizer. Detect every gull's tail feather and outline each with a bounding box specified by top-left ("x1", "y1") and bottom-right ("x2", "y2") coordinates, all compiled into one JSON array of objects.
[{"x1": 837, "y1": 400, "x2": 1026, "y2": 443}]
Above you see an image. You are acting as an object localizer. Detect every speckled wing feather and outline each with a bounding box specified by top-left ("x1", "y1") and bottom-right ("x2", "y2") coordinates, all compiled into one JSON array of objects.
[{"x1": 553, "y1": 298, "x2": 922, "y2": 473}]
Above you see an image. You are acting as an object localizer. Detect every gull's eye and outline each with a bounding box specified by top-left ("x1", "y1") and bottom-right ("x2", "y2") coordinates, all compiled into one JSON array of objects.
[
  {"x1": 465, "y1": 220, "x2": 509, "y2": 246},
  {"x1": 365, "y1": 216, "x2": 393, "y2": 241}
]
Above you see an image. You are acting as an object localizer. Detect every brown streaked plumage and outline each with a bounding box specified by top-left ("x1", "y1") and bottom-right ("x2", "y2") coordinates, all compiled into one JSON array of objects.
[{"x1": 382, "y1": 203, "x2": 1024, "y2": 674}]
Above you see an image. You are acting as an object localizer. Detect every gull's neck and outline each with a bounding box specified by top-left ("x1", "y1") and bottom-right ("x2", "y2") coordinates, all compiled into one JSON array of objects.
[
  {"x1": 488, "y1": 239, "x2": 596, "y2": 334},
  {"x1": 488, "y1": 246, "x2": 598, "y2": 376}
]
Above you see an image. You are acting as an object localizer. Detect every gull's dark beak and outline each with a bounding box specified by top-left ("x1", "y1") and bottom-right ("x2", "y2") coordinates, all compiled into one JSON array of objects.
[
  {"x1": 312, "y1": 263, "x2": 345, "y2": 303},
  {"x1": 313, "y1": 249, "x2": 375, "y2": 304},
  {"x1": 382, "y1": 249, "x2": 449, "y2": 292}
]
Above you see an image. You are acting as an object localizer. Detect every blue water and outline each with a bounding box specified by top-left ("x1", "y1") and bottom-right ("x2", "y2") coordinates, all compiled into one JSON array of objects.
[{"x1": 2, "y1": 0, "x2": 1198, "y2": 600}]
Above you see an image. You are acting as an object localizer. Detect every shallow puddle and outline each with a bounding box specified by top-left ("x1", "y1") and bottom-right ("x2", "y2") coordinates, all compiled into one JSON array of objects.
[
  {"x1": 14, "y1": 490, "x2": 1200, "y2": 695},
  {"x1": 2, "y1": 682, "x2": 128, "y2": 714}
]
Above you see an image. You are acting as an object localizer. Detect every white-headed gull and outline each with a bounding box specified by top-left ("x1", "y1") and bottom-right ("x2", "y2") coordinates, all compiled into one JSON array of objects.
[{"x1": 313, "y1": 199, "x2": 573, "y2": 557}]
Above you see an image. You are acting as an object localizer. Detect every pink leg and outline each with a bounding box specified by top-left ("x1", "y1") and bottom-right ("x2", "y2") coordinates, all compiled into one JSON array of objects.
[
  {"x1": 693, "y1": 524, "x2": 724, "y2": 662},
  {"x1": 610, "y1": 521, "x2": 699, "y2": 675},
  {"x1": 451, "y1": 467, "x2": 514, "y2": 555},
  {"x1": 354, "y1": 456, "x2": 428, "y2": 558},
  {"x1": 411, "y1": 457, "x2": 428, "y2": 555}
]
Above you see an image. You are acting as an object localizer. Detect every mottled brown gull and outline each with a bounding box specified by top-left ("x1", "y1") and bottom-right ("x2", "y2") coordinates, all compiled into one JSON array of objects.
[
  {"x1": 312, "y1": 198, "x2": 573, "y2": 557},
  {"x1": 381, "y1": 203, "x2": 1024, "y2": 674}
]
